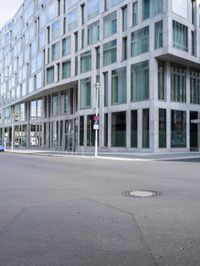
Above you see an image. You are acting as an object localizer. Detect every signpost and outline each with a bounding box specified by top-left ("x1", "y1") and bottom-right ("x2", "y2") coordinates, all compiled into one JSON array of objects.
[{"x1": 94, "y1": 83, "x2": 100, "y2": 157}]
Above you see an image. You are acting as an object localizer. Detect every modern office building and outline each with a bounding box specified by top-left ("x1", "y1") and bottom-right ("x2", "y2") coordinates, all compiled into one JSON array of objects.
[{"x1": 0, "y1": 0, "x2": 200, "y2": 152}]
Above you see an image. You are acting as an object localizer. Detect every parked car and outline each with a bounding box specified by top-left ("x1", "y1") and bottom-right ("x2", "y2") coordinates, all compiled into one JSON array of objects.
[{"x1": 0, "y1": 143, "x2": 5, "y2": 152}]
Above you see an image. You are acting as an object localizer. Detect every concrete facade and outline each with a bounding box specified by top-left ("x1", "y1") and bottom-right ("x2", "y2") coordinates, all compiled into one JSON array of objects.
[{"x1": 0, "y1": 0, "x2": 200, "y2": 153}]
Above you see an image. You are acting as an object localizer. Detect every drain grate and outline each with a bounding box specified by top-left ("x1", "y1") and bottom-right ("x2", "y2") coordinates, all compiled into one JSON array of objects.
[{"x1": 122, "y1": 190, "x2": 160, "y2": 198}]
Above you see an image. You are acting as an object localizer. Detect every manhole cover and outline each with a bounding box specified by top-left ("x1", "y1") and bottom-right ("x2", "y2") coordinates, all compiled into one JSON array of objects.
[{"x1": 122, "y1": 190, "x2": 160, "y2": 198}]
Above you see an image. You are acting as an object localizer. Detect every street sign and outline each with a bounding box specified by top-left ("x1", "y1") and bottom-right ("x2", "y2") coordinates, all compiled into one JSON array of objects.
[
  {"x1": 93, "y1": 115, "x2": 100, "y2": 122},
  {"x1": 93, "y1": 124, "x2": 99, "y2": 130}
]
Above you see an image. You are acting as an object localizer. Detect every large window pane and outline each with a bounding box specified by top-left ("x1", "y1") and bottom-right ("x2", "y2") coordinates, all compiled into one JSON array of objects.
[
  {"x1": 190, "y1": 68, "x2": 200, "y2": 104},
  {"x1": 171, "y1": 110, "x2": 186, "y2": 148},
  {"x1": 131, "y1": 27, "x2": 149, "y2": 56},
  {"x1": 173, "y1": 21, "x2": 188, "y2": 52},
  {"x1": 62, "y1": 61, "x2": 71, "y2": 79},
  {"x1": 111, "y1": 67, "x2": 126, "y2": 105},
  {"x1": 171, "y1": 64, "x2": 186, "y2": 102},
  {"x1": 80, "y1": 51, "x2": 92, "y2": 73},
  {"x1": 155, "y1": 20, "x2": 163, "y2": 49},
  {"x1": 131, "y1": 110, "x2": 138, "y2": 147},
  {"x1": 103, "y1": 40, "x2": 117, "y2": 66},
  {"x1": 143, "y1": 0, "x2": 163, "y2": 19},
  {"x1": 111, "y1": 112, "x2": 126, "y2": 147},
  {"x1": 88, "y1": 21, "x2": 99, "y2": 45},
  {"x1": 103, "y1": 12, "x2": 117, "y2": 38},
  {"x1": 142, "y1": 109, "x2": 149, "y2": 148},
  {"x1": 87, "y1": 115, "x2": 95, "y2": 146},
  {"x1": 158, "y1": 61, "x2": 165, "y2": 100},
  {"x1": 131, "y1": 61, "x2": 149, "y2": 102},
  {"x1": 159, "y1": 109, "x2": 166, "y2": 148},
  {"x1": 172, "y1": 0, "x2": 188, "y2": 19},
  {"x1": 80, "y1": 78, "x2": 91, "y2": 109},
  {"x1": 88, "y1": 0, "x2": 100, "y2": 20},
  {"x1": 47, "y1": 66, "x2": 54, "y2": 84}
]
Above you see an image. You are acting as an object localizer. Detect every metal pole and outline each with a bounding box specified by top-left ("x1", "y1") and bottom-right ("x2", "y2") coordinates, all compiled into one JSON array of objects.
[
  {"x1": 11, "y1": 106, "x2": 14, "y2": 152},
  {"x1": 95, "y1": 83, "x2": 100, "y2": 158}
]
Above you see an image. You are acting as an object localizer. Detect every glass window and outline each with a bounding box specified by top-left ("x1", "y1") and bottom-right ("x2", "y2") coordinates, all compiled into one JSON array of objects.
[
  {"x1": 31, "y1": 100, "x2": 37, "y2": 118},
  {"x1": 47, "y1": 66, "x2": 54, "y2": 84},
  {"x1": 190, "y1": 68, "x2": 200, "y2": 104},
  {"x1": 172, "y1": 0, "x2": 188, "y2": 19},
  {"x1": 159, "y1": 109, "x2": 166, "y2": 148},
  {"x1": 36, "y1": 72, "x2": 42, "y2": 89},
  {"x1": 133, "y1": 1, "x2": 138, "y2": 26},
  {"x1": 173, "y1": 21, "x2": 188, "y2": 52},
  {"x1": 62, "y1": 36, "x2": 71, "y2": 56},
  {"x1": 46, "y1": 3, "x2": 57, "y2": 23},
  {"x1": 79, "y1": 116, "x2": 84, "y2": 146},
  {"x1": 87, "y1": 115, "x2": 95, "y2": 146},
  {"x1": 62, "y1": 61, "x2": 71, "y2": 79},
  {"x1": 131, "y1": 26, "x2": 149, "y2": 56},
  {"x1": 80, "y1": 51, "x2": 92, "y2": 73},
  {"x1": 39, "y1": 31, "x2": 46, "y2": 49},
  {"x1": 155, "y1": 20, "x2": 163, "y2": 49},
  {"x1": 171, "y1": 110, "x2": 186, "y2": 148},
  {"x1": 103, "y1": 40, "x2": 117, "y2": 66},
  {"x1": 87, "y1": 21, "x2": 100, "y2": 45},
  {"x1": 52, "y1": 94, "x2": 59, "y2": 116},
  {"x1": 142, "y1": 109, "x2": 149, "y2": 148},
  {"x1": 143, "y1": 0, "x2": 163, "y2": 19},
  {"x1": 104, "y1": 113, "x2": 108, "y2": 146},
  {"x1": 158, "y1": 61, "x2": 165, "y2": 100},
  {"x1": 131, "y1": 110, "x2": 138, "y2": 148},
  {"x1": 131, "y1": 61, "x2": 149, "y2": 102},
  {"x1": 65, "y1": 0, "x2": 78, "y2": 10},
  {"x1": 104, "y1": 72, "x2": 109, "y2": 107},
  {"x1": 52, "y1": 42, "x2": 60, "y2": 61},
  {"x1": 68, "y1": 9, "x2": 78, "y2": 31},
  {"x1": 88, "y1": 0, "x2": 100, "y2": 20},
  {"x1": 52, "y1": 20, "x2": 60, "y2": 41},
  {"x1": 80, "y1": 78, "x2": 91, "y2": 109},
  {"x1": 111, "y1": 112, "x2": 126, "y2": 147},
  {"x1": 96, "y1": 46, "x2": 100, "y2": 69},
  {"x1": 111, "y1": 67, "x2": 126, "y2": 105},
  {"x1": 61, "y1": 91, "x2": 70, "y2": 114},
  {"x1": 103, "y1": 12, "x2": 117, "y2": 38},
  {"x1": 171, "y1": 64, "x2": 186, "y2": 102}
]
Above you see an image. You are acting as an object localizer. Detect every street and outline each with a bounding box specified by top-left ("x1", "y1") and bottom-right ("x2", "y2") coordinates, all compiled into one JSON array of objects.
[{"x1": 0, "y1": 153, "x2": 200, "y2": 266}]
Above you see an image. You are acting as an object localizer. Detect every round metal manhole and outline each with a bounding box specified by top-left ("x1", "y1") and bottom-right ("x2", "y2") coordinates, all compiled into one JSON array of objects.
[{"x1": 122, "y1": 190, "x2": 160, "y2": 198}]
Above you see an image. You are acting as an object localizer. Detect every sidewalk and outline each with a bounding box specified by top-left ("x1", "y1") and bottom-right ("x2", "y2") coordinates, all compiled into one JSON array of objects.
[{"x1": 5, "y1": 148, "x2": 200, "y2": 162}]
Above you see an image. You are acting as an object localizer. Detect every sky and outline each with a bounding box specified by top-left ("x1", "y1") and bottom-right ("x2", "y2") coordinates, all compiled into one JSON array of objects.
[{"x1": 0, "y1": 0, "x2": 23, "y2": 29}]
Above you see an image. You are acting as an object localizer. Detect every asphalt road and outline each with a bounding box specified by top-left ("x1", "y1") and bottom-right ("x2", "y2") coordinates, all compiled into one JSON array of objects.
[{"x1": 0, "y1": 153, "x2": 200, "y2": 266}]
